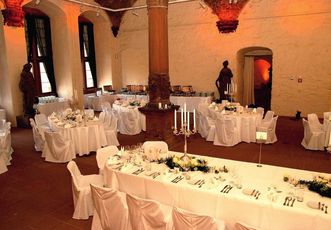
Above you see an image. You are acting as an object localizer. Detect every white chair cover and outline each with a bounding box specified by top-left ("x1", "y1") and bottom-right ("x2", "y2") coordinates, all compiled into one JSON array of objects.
[
  {"x1": 256, "y1": 107, "x2": 264, "y2": 117},
  {"x1": 67, "y1": 161, "x2": 104, "y2": 219},
  {"x1": 99, "y1": 111, "x2": 106, "y2": 123},
  {"x1": 96, "y1": 146, "x2": 119, "y2": 174},
  {"x1": 101, "y1": 101, "x2": 112, "y2": 113},
  {"x1": 126, "y1": 193, "x2": 171, "y2": 230},
  {"x1": 118, "y1": 110, "x2": 141, "y2": 135},
  {"x1": 172, "y1": 207, "x2": 225, "y2": 230},
  {"x1": 213, "y1": 116, "x2": 240, "y2": 146},
  {"x1": 0, "y1": 109, "x2": 6, "y2": 121},
  {"x1": 102, "y1": 112, "x2": 120, "y2": 146},
  {"x1": 257, "y1": 116, "x2": 278, "y2": 144},
  {"x1": 0, "y1": 123, "x2": 13, "y2": 174},
  {"x1": 34, "y1": 113, "x2": 50, "y2": 130},
  {"x1": 323, "y1": 112, "x2": 331, "y2": 130},
  {"x1": 235, "y1": 222, "x2": 258, "y2": 230},
  {"x1": 90, "y1": 184, "x2": 130, "y2": 230},
  {"x1": 142, "y1": 141, "x2": 168, "y2": 153},
  {"x1": 42, "y1": 131, "x2": 76, "y2": 163},
  {"x1": 29, "y1": 118, "x2": 45, "y2": 152},
  {"x1": 308, "y1": 113, "x2": 323, "y2": 131},
  {"x1": 260, "y1": 110, "x2": 274, "y2": 127},
  {"x1": 301, "y1": 118, "x2": 325, "y2": 151}
]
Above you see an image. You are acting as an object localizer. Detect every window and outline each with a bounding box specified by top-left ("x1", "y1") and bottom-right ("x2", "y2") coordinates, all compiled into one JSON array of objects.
[
  {"x1": 79, "y1": 19, "x2": 97, "y2": 93},
  {"x1": 24, "y1": 12, "x2": 56, "y2": 96}
]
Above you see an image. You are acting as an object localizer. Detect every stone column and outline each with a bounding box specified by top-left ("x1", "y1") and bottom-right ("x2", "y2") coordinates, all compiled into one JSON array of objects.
[{"x1": 146, "y1": 0, "x2": 171, "y2": 107}]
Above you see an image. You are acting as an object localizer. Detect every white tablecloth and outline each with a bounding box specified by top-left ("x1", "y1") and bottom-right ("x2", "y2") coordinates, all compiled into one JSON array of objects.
[
  {"x1": 84, "y1": 94, "x2": 119, "y2": 111},
  {"x1": 324, "y1": 120, "x2": 331, "y2": 149},
  {"x1": 37, "y1": 100, "x2": 70, "y2": 116},
  {"x1": 170, "y1": 96, "x2": 212, "y2": 112},
  {"x1": 50, "y1": 121, "x2": 107, "y2": 156},
  {"x1": 104, "y1": 151, "x2": 331, "y2": 230}
]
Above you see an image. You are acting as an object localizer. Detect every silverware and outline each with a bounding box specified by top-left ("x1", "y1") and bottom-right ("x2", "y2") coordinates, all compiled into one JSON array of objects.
[
  {"x1": 226, "y1": 186, "x2": 233, "y2": 193},
  {"x1": 221, "y1": 185, "x2": 228, "y2": 193},
  {"x1": 175, "y1": 176, "x2": 184, "y2": 183},
  {"x1": 291, "y1": 198, "x2": 295, "y2": 207},
  {"x1": 171, "y1": 176, "x2": 180, "y2": 183},
  {"x1": 286, "y1": 197, "x2": 292, "y2": 206},
  {"x1": 194, "y1": 179, "x2": 201, "y2": 185},
  {"x1": 152, "y1": 172, "x2": 160, "y2": 179},
  {"x1": 321, "y1": 203, "x2": 325, "y2": 211},
  {"x1": 255, "y1": 192, "x2": 261, "y2": 200},
  {"x1": 198, "y1": 180, "x2": 205, "y2": 188},
  {"x1": 132, "y1": 168, "x2": 144, "y2": 175},
  {"x1": 325, "y1": 205, "x2": 328, "y2": 214},
  {"x1": 251, "y1": 189, "x2": 256, "y2": 196},
  {"x1": 283, "y1": 197, "x2": 288, "y2": 206}
]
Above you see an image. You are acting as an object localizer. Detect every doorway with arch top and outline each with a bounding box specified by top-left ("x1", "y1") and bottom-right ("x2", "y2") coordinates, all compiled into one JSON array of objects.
[{"x1": 237, "y1": 47, "x2": 273, "y2": 112}]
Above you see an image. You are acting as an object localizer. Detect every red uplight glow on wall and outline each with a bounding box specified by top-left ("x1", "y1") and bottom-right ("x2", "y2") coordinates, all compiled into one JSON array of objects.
[
  {"x1": 254, "y1": 59, "x2": 271, "y2": 87},
  {"x1": 204, "y1": 0, "x2": 249, "y2": 33},
  {"x1": 1, "y1": 0, "x2": 25, "y2": 27}
]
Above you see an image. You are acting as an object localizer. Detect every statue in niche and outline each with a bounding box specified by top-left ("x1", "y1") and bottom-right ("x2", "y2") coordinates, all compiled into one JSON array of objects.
[
  {"x1": 215, "y1": 60, "x2": 233, "y2": 101},
  {"x1": 19, "y1": 63, "x2": 36, "y2": 116}
]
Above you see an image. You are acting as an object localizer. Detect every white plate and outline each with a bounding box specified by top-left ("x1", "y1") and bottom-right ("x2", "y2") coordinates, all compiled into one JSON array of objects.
[
  {"x1": 242, "y1": 188, "x2": 254, "y2": 196},
  {"x1": 306, "y1": 201, "x2": 320, "y2": 209}
]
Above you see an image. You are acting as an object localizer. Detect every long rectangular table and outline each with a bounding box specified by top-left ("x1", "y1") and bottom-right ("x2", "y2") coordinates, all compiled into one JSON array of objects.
[{"x1": 104, "y1": 151, "x2": 331, "y2": 230}]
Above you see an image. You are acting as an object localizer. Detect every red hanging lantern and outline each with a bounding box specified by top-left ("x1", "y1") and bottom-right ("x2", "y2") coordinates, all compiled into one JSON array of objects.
[
  {"x1": 204, "y1": 0, "x2": 249, "y2": 33},
  {"x1": 2, "y1": 0, "x2": 25, "y2": 27}
]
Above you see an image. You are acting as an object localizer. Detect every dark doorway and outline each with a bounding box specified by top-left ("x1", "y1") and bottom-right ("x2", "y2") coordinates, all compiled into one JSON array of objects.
[{"x1": 254, "y1": 56, "x2": 272, "y2": 111}]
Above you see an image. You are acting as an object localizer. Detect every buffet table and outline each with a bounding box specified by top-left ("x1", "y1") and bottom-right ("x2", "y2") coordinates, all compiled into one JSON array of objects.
[
  {"x1": 104, "y1": 151, "x2": 331, "y2": 230},
  {"x1": 170, "y1": 96, "x2": 212, "y2": 112},
  {"x1": 37, "y1": 100, "x2": 70, "y2": 116}
]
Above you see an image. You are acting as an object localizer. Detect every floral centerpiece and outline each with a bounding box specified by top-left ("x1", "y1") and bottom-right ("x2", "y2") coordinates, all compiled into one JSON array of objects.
[
  {"x1": 284, "y1": 174, "x2": 331, "y2": 198},
  {"x1": 158, "y1": 155, "x2": 229, "y2": 173},
  {"x1": 129, "y1": 101, "x2": 141, "y2": 107},
  {"x1": 224, "y1": 104, "x2": 236, "y2": 112}
]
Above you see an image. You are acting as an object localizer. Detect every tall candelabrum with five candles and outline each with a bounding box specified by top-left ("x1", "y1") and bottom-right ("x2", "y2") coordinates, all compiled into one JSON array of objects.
[{"x1": 173, "y1": 103, "x2": 196, "y2": 162}]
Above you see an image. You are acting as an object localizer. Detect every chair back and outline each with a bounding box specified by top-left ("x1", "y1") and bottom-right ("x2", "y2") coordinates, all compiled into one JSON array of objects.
[
  {"x1": 256, "y1": 107, "x2": 264, "y2": 117},
  {"x1": 67, "y1": 161, "x2": 82, "y2": 192},
  {"x1": 84, "y1": 109, "x2": 94, "y2": 118},
  {"x1": 90, "y1": 184, "x2": 129, "y2": 230},
  {"x1": 302, "y1": 118, "x2": 313, "y2": 142},
  {"x1": 142, "y1": 141, "x2": 168, "y2": 154},
  {"x1": 101, "y1": 102, "x2": 112, "y2": 113},
  {"x1": 172, "y1": 207, "x2": 222, "y2": 230},
  {"x1": 263, "y1": 110, "x2": 274, "y2": 122},
  {"x1": 96, "y1": 146, "x2": 119, "y2": 171},
  {"x1": 126, "y1": 193, "x2": 167, "y2": 230},
  {"x1": 308, "y1": 113, "x2": 323, "y2": 131},
  {"x1": 35, "y1": 114, "x2": 49, "y2": 127},
  {"x1": 99, "y1": 111, "x2": 106, "y2": 123}
]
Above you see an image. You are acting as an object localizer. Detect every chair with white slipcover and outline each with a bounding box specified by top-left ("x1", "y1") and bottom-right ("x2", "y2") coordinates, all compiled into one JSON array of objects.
[
  {"x1": 29, "y1": 118, "x2": 44, "y2": 152},
  {"x1": 0, "y1": 122, "x2": 13, "y2": 174},
  {"x1": 301, "y1": 118, "x2": 325, "y2": 151},
  {"x1": 260, "y1": 110, "x2": 274, "y2": 128},
  {"x1": 235, "y1": 222, "x2": 258, "y2": 230},
  {"x1": 323, "y1": 112, "x2": 331, "y2": 130},
  {"x1": 90, "y1": 184, "x2": 130, "y2": 230},
  {"x1": 142, "y1": 141, "x2": 168, "y2": 154},
  {"x1": 67, "y1": 161, "x2": 104, "y2": 220},
  {"x1": 84, "y1": 109, "x2": 95, "y2": 119},
  {"x1": 213, "y1": 116, "x2": 240, "y2": 147},
  {"x1": 256, "y1": 107, "x2": 264, "y2": 117},
  {"x1": 196, "y1": 103, "x2": 216, "y2": 141},
  {"x1": 34, "y1": 113, "x2": 50, "y2": 130},
  {"x1": 96, "y1": 145, "x2": 119, "y2": 175},
  {"x1": 126, "y1": 193, "x2": 171, "y2": 230},
  {"x1": 257, "y1": 116, "x2": 278, "y2": 144},
  {"x1": 118, "y1": 110, "x2": 141, "y2": 135},
  {"x1": 172, "y1": 207, "x2": 225, "y2": 230},
  {"x1": 101, "y1": 101, "x2": 112, "y2": 113},
  {"x1": 308, "y1": 113, "x2": 323, "y2": 131},
  {"x1": 42, "y1": 131, "x2": 76, "y2": 163},
  {"x1": 101, "y1": 112, "x2": 119, "y2": 146}
]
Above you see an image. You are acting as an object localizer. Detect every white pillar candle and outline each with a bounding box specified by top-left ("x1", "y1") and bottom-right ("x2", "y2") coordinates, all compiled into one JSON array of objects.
[
  {"x1": 187, "y1": 111, "x2": 190, "y2": 131},
  {"x1": 181, "y1": 108, "x2": 184, "y2": 128},
  {"x1": 193, "y1": 109, "x2": 196, "y2": 130},
  {"x1": 158, "y1": 102, "x2": 162, "y2": 109},
  {"x1": 184, "y1": 103, "x2": 187, "y2": 123},
  {"x1": 174, "y1": 109, "x2": 177, "y2": 130}
]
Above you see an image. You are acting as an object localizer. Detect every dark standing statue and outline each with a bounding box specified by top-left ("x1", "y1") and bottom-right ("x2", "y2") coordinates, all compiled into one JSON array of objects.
[
  {"x1": 19, "y1": 63, "x2": 36, "y2": 116},
  {"x1": 215, "y1": 60, "x2": 233, "y2": 101}
]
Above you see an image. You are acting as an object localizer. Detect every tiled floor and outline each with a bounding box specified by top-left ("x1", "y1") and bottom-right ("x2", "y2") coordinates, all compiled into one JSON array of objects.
[{"x1": 0, "y1": 116, "x2": 330, "y2": 229}]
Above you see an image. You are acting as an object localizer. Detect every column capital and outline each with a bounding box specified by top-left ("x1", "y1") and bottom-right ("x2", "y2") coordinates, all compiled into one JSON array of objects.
[{"x1": 147, "y1": 0, "x2": 168, "y2": 8}]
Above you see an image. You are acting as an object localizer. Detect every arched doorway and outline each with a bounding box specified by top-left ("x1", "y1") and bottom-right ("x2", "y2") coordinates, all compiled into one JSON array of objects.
[{"x1": 237, "y1": 47, "x2": 273, "y2": 111}]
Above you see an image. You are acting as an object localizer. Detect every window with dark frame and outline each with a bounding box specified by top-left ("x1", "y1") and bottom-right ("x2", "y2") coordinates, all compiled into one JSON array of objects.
[
  {"x1": 79, "y1": 18, "x2": 97, "y2": 94},
  {"x1": 24, "y1": 11, "x2": 57, "y2": 97}
]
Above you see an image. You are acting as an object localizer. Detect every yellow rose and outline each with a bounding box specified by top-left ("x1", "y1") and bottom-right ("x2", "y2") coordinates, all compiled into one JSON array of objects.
[{"x1": 173, "y1": 157, "x2": 179, "y2": 163}]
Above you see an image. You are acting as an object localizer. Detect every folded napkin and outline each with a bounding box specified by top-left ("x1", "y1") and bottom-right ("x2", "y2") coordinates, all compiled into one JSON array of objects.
[
  {"x1": 306, "y1": 201, "x2": 320, "y2": 209},
  {"x1": 242, "y1": 188, "x2": 254, "y2": 196},
  {"x1": 64, "y1": 124, "x2": 72, "y2": 128},
  {"x1": 93, "y1": 116, "x2": 99, "y2": 121}
]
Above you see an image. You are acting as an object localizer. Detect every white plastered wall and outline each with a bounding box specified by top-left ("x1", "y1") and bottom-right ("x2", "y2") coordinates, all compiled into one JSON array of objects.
[{"x1": 119, "y1": 0, "x2": 331, "y2": 117}]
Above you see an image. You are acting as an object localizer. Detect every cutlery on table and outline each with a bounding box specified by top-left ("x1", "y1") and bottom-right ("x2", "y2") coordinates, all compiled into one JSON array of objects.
[
  {"x1": 290, "y1": 198, "x2": 295, "y2": 207},
  {"x1": 175, "y1": 176, "x2": 184, "y2": 183},
  {"x1": 286, "y1": 197, "x2": 292, "y2": 206},
  {"x1": 171, "y1": 176, "x2": 180, "y2": 183},
  {"x1": 321, "y1": 203, "x2": 325, "y2": 211},
  {"x1": 251, "y1": 189, "x2": 256, "y2": 196},
  {"x1": 198, "y1": 180, "x2": 205, "y2": 188},
  {"x1": 221, "y1": 185, "x2": 228, "y2": 193},
  {"x1": 226, "y1": 186, "x2": 233, "y2": 193},
  {"x1": 325, "y1": 205, "x2": 328, "y2": 214},
  {"x1": 152, "y1": 172, "x2": 160, "y2": 179},
  {"x1": 283, "y1": 197, "x2": 288, "y2": 206},
  {"x1": 255, "y1": 192, "x2": 261, "y2": 200},
  {"x1": 194, "y1": 179, "x2": 201, "y2": 185}
]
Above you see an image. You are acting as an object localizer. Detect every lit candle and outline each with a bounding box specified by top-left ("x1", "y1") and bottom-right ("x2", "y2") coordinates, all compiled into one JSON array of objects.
[
  {"x1": 184, "y1": 103, "x2": 187, "y2": 123},
  {"x1": 193, "y1": 109, "x2": 196, "y2": 130},
  {"x1": 158, "y1": 102, "x2": 162, "y2": 109},
  {"x1": 187, "y1": 111, "x2": 190, "y2": 131},
  {"x1": 174, "y1": 109, "x2": 177, "y2": 130},
  {"x1": 181, "y1": 108, "x2": 184, "y2": 128}
]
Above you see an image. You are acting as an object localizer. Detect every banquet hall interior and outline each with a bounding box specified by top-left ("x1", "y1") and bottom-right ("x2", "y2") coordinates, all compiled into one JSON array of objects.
[{"x1": 1, "y1": 0, "x2": 331, "y2": 229}]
